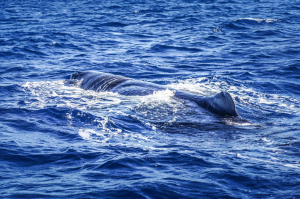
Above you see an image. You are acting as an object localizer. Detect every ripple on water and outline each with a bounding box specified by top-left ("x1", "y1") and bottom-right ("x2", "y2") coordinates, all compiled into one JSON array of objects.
[{"x1": 1, "y1": 0, "x2": 300, "y2": 198}]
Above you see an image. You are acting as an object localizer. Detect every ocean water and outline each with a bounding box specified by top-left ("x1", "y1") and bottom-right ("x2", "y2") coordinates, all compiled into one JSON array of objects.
[{"x1": 1, "y1": 0, "x2": 300, "y2": 198}]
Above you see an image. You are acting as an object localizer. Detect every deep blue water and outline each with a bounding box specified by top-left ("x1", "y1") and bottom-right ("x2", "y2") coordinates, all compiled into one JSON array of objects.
[{"x1": 1, "y1": 0, "x2": 300, "y2": 198}]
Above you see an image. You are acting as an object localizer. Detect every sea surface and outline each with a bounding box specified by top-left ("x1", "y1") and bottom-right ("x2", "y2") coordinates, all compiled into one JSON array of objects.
[{"x1": 1, "y1": 0, "x2": 300, "y2": 198}]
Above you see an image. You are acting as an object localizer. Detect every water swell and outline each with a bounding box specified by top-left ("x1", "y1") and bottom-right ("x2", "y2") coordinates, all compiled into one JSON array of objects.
[
  {"x1": 1, "y1": 0, "x2": 300, "y2": 198},
  {"x1": 150, "y1": 44, "x2": 202, "y2": 53}
]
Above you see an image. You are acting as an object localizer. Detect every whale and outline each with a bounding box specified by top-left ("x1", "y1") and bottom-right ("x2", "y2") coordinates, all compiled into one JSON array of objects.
[{"x1": 70, "y1": 71, "x2": 238, "y2": 116}]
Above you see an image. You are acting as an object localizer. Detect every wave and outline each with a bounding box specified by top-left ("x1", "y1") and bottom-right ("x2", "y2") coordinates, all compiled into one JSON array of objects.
[
  {"x1": 235, "y1": 18, "x2": 279, "y2": 24},
  {"x1": 150, "y1": 44, "x2": 202, "y2": 52}
]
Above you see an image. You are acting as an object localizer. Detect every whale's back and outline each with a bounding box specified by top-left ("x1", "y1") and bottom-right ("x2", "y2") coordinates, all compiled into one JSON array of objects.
[
  {"x1": 71, "y1": 71, "x2": 130, "y2": 92},
  {"x1": 70, "y1": 71, "x2": 238, "y2": 116}
]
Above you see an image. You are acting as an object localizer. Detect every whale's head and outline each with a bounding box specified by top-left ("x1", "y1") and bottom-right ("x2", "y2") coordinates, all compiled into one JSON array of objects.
[
  {"x1": 71, "y1": 71, "x2": 92, "y2": 80},
  {"x1": 70, "y1": 72, "x2": 79, "y2": 79}
]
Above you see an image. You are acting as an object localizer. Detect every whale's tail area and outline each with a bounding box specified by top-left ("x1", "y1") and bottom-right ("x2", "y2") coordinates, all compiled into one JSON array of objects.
[{"x1": 196, "y1": 91, "x2": 238, "y2": 116}]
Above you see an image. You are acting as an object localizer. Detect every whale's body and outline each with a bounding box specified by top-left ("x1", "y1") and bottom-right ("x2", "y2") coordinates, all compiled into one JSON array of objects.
[{"x1": 70, "y1": 71, "x2": 238, "y2": 116}]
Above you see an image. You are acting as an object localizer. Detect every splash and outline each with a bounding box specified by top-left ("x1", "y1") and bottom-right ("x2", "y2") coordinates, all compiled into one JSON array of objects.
[
  {"x1": 167, "y1": 77, "x2": 300, "y2": 119},
  {"x1": 235, "y1": 18, "x2": 279, "y2": 23},
  {"x1": 22, "y1": 80, "x2": 124, "y2": 111}
]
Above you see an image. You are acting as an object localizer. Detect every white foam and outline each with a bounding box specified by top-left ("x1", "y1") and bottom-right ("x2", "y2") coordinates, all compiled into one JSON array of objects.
[
  {"x1": 234, "y1": 152, "x2": 300, "y2": 170},
  {"x1": 235, "y1": 18, "x2": 279, "y2": 23},
  {"x1": 22, "y1": 80, "x2": 125, "y2": 111}
]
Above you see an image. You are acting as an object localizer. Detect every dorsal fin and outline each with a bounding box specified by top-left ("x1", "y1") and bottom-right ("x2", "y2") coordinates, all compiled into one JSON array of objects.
[{"x1": 197, "y1": 91, "x2": 238, "y2": 116}]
